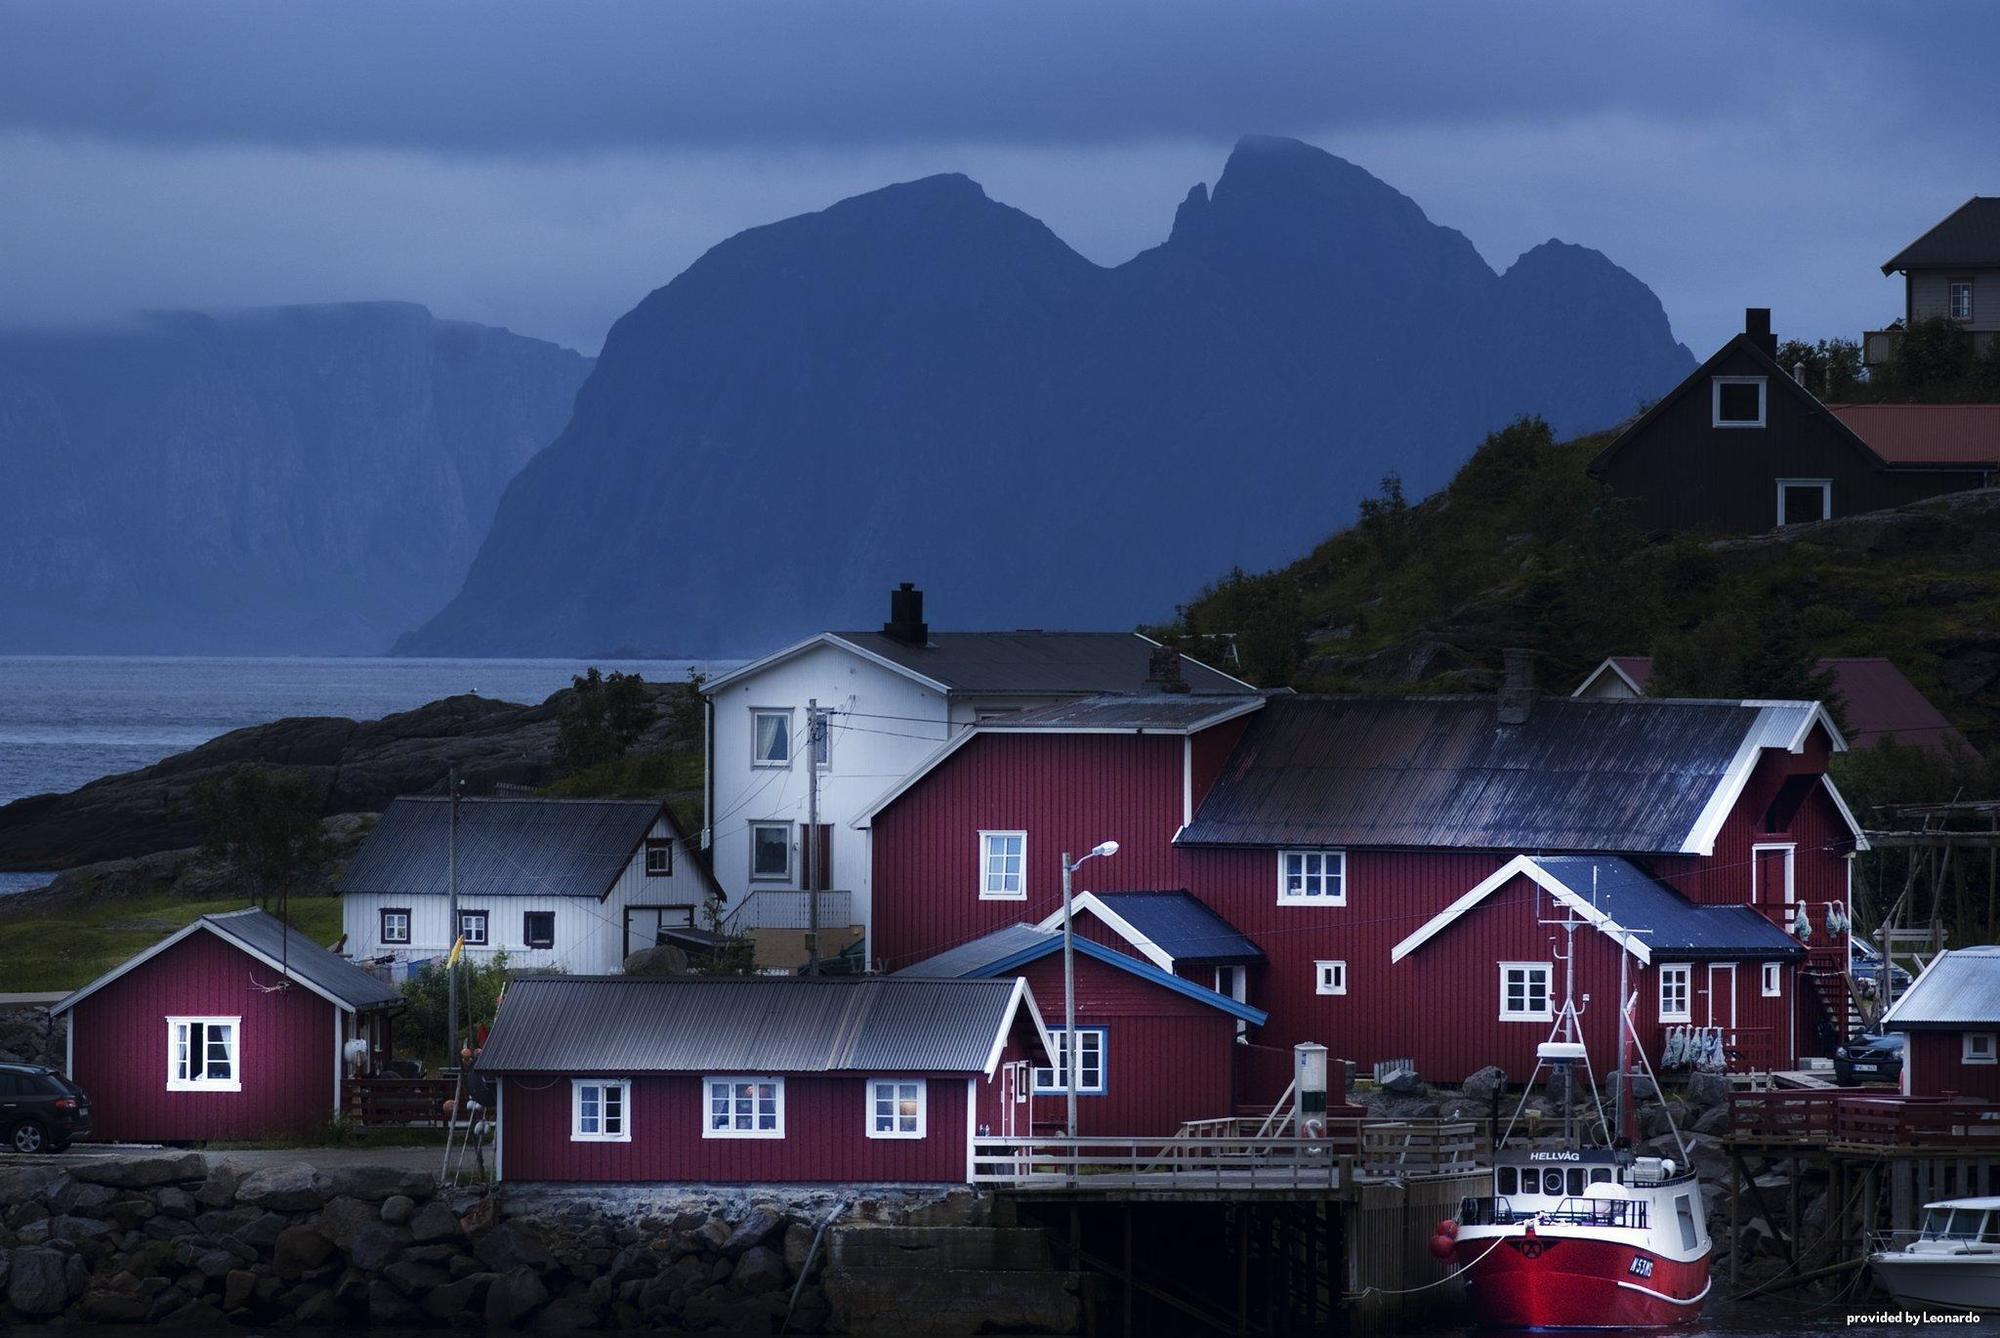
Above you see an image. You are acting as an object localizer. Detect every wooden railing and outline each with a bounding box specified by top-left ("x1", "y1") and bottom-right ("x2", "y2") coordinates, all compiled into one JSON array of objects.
[
  {"x1": 969, "y1": 1133, "x2": 1346, "y2": 1190},
  {"x1": 1729, "y1": 1089, "x2": 2000, "y2": 1148},
  {"x1": 1721, "y1": 1027, "x2": 1777, "y2": 1075},
  {"x1": 722, "y1": 890, "x2": 853, "y2": 932},
  {"x1": 342, "y1": 1076, "x2": 457, "y2": 1127}
]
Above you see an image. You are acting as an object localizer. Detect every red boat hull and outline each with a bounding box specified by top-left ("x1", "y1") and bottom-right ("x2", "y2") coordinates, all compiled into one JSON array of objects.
[{"x1": 1455, "y1": 1233, "x2": 1710, "y2": 1329}]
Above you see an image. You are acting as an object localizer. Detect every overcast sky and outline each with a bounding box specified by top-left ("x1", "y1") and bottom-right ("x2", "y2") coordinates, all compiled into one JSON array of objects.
[{"x1": 2, "y1": 2, "x2": 1993, "y2": 356}]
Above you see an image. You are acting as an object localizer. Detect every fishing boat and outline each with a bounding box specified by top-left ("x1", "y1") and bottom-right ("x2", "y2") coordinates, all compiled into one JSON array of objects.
[
  {"x1": 1437, "y1": 914, "x2": 1712, "y2": 1327},
  {"x1": 1869, "y1": 1197, "x2": 2000, "y2": 1312}
]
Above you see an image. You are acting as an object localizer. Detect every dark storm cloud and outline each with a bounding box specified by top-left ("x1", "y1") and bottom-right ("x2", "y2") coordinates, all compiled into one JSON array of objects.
[{"x1": 2, "y1": 1, "x2": 1992, "y2": 155}]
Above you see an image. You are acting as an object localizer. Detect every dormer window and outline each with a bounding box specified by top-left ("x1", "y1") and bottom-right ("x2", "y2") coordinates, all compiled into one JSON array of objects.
[{"x1": 1712, "y1": 376, "x2": 1766, "y2": 428}]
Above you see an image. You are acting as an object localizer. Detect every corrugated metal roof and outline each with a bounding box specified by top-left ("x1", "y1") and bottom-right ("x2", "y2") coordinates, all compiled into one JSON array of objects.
[
  {"x1": 830, "y1": 632, "x2": 1251, "y2": 695},
  {"x1": 1826, "y1": 405, "x2": 2000, "y2": 466},
  {"x1": 983, "y1": 693, "x2": 1264, "y2": 733},
  {"x1": 340, "y1": 797, "x2": 664, "y2": 900},
  {"x1": 1530, "y1": 858, "x2": 1802, "y2": 960},
  {"x1": 894, "y1": 925, "x2": 1268, "y2": 1023},
  {"x1": 1881, "y1": 197, "x2": 2000, "y2": 272},
  {"x1": 1092, "y1": 892, "x2": 1264, "y2": 964},
  {"x1": 893, "y1": 923, "x2": 1054, "y2": 980},
  {"x1": 1882, "y1": 946, "x2": 2000, "y2": 1028},
  {"x1": 1178, "y1": 695, "x2": 1791, "y2": 854},
  {"x1": 203, "y1": 909, "x2": 405, "y2": 1010},
  {"x1": 475, "y1": 976, "x2": 1031, "y2": 1073}
]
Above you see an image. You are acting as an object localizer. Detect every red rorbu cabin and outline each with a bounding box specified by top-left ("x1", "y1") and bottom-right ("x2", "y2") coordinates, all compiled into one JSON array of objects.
[
  {"x1": 52, "y1": 908, "x2": 402, "y2": 1142},
  {"x1": 478, "y1": 975, "x2": 1052, "y2": 1184},
  {"x1": 1883, "y1": 946, "x2": 2000, "y2": 1101},
  {"x1": 896, "y1": 917, "x2": 1267, "y2": 1136}
]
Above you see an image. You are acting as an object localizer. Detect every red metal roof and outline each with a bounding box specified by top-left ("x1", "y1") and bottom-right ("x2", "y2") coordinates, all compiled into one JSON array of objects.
[{"x1": 1825, "y1": 404, "x2": 2000, "y2": 466}]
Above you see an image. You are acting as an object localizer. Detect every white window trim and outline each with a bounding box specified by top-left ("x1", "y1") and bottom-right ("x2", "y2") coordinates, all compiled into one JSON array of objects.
[
  {"x1": 570, "y1": 1078, "x2": 632, "y2": 1142},
  {"x1": 1964, "y1": 1033, "x2": 1998, "y2": 1066},
  {"x1": 1948, "y1": 279, "x2": 1973, "y2": 323},
  {"x1": 749, "y1": 821, "x2": 793, "y2": 883},
  {"x1": 1276, "y1": 849, "x2": 1347, "y2": 906},
  {"x1": 750, "y1": 707, "x2": 794, "y2": 768},
  {"x1": 1659, "y1": 963, "x2": 1693, "y2": 1023},
  {"x1": 458, "y1": 909, "x2": 489, "y2": 946},
  {"x1": 644, "y1": 840, "x2": 673, "y2": 877},
  {"x1": 1761, "y1": 962, "x2": 1783, "y2": 998},
  {"x1": 1315, "y1": 960, "x2": 1347, "y2": 996},
  {"x1": 1712, "y1": 375, "x2": 1767, "y2": 428},
  {"x1": 166, "y1": 1016, "x2": 242, "y2": 1093},
  {"x1": 1752, "y1": 843, "x2": 1797, "y2": 906},
  {"x1": 1499, "y1": 963, "x2": 1554, "y2": 1023},
  {"x1": 865, "y1": 1077, "x2": 928, "y2": 1139},
  {"x1": 1033, "y1": 1028, "x2": 1107, "y2": 1096},
  {"x1": 978, "y1": 830, "x2": 1028, "y2": 901},
  {"x1": 704, "y1": 1076, "x2": 786, "y2": 1139},
  {"x1": 1775, "y1": 479, "x2": 1832, "y2": 528}
]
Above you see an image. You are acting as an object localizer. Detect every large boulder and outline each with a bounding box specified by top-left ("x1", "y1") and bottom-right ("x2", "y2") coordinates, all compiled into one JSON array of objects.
[
  {"x1": 325, "y1": 1164, "x2": 432, "y2": 1203},
  {"x1": 722, "y1": 1207, "x2": 784, "y2": 1257},
  {"x1": 409, "y1": 1199, "x2": 464, "y2": 1245},
  {"x1": 1458, "y1": 1065, "x2": 1507, "y2": 1108},
  {"x1": 195, "y1": 1161, "x2": 245, "y2": 1210},
  {"x1": 71, "y1": 1152, "x2": 208, "y2": 1189},
  {"x1": 622, "y1": 945, "x2": 690, "y2": 976},
  {"x1": 236, "y1": 1165, "x2": 335, "y2": 1212},
  {"x1": 273, "y1": 1224, "x2": 336, "y2": 1279},
  {"x1": 0, "y1": 1165, "x2": 64, "y2": 1206},
  {"x1": 732, "y1": 1244, "x2": 788, "y2": 1294},
  {"x1": 485, "y1": 1265, "x2": 550, "y2": 1327},
  {"x1": 1684, "y1": 1071, "x2": 1731, "y2": 1113},
  {"x1": 475, "y1": 1220, "x2": 554, "y2": 1272},
  {"x1": 7, "y1": 1247, "x2": 69, "y2": 1316},
  {"x1": 345, "y1": 1223, "x2": 408, "y2": 1272}
]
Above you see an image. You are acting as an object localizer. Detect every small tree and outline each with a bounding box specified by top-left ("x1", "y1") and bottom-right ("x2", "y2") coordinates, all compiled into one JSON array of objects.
[
  {"x1": 398, "y1": 953, "x2": 512, "y2": 1068},
  {"x1": 1888, "y1": 317, "x2": 1973, "y2": 398},
  {"x1": 1357, "y1": 472, "x2": 1413, "y2": 569},
  {"x1": 192, "y1": 766, "x2": 331, "y2": 910},
  {"x1": 556, "y1": 668, "x2": 659, "y2": 774}
]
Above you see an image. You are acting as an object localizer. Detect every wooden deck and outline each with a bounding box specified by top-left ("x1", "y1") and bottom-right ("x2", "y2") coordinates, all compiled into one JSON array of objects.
[{"x1": 1727, "y1": 1088, "x2": 2000, "y2": 1151}]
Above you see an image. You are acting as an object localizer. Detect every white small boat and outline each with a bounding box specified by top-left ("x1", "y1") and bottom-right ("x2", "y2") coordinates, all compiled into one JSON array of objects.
[{"x1": 1870, "y1": 1197, "x2": 2000, "y2": 1312}]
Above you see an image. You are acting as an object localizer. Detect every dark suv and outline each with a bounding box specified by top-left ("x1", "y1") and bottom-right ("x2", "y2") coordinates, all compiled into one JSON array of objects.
[{"x1": 0, "y1": 1063, "x2": 92, "y2": 1152}]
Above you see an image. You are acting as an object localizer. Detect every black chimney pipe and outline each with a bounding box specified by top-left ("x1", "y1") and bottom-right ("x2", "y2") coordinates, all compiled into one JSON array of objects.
[
  {"x1": 882, "y1": 583, "x2": 928, "y2": 646},
  {"x1": 1745, "y1": 308, "x2": 1776, "y2": 358},
  {"x1": 1498, "y1": 648, "x2": 1535, "y2": 726}
]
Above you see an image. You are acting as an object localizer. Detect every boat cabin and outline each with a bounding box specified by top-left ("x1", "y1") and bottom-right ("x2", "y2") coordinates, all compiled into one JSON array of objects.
[{"x1": 1462, "y1": 1148, "x2": 1693, "y2": 1234}]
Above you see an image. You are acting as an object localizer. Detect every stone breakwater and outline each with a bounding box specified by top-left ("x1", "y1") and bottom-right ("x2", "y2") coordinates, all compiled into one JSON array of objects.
[{"x1": 0, "y1": 1153, "x2": 1005, "y2": 1332}]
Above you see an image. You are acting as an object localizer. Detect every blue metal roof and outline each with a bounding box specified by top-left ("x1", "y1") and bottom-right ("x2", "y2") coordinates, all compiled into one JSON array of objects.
[
  {"x1": 1531, "y1": 856, "x2": 1803, "y2": 960},
  {"x1": 896, "y1": 925, "x2": 1268, "y2": 1025},
  {"x1": 1092, "y1": 892, "x2": 1263, "y2": 965}
]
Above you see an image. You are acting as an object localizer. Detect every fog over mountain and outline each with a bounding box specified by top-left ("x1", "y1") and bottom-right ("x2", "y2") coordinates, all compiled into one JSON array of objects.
[
  {"x1": 401, "y1": 137, "x2": 1692, "y2": 657},
  {"x1": 0, "y1": 303, "x2": 590, "y2": 654}
]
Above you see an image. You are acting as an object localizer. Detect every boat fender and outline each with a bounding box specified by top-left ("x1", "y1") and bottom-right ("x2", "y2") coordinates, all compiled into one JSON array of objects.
[
  {"x1": 1435, "y1": 1219, "x2": 1459, "y2": 1240},
  {"x1": 1428, "y1": 1233, "x2": 1456, "y2": 1261},
  {"x1": 1661, "y1": 1159, "x2": 1676, "y2": 1178}
]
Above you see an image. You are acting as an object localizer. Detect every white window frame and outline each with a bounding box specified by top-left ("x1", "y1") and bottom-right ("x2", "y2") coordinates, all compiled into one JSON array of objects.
[
  {"x1": 1659, "y1": 963, "x2": 1692, "y2": 1022},
  {"x1": 866, "y1": 1078, "x2": 927, "y2": 1139},
  {"x1": 457, "y1": 909, "x2": 489, "y2": 946},
  {"x1": 1277, "y1": 849, "x2": 1347, "y2": 906},
  {"x1": 1964, "y1": 1033, "x2": 1998, "y2": 1066},
  {"x1": 750, "y1": 708, "x2": 793, "y2": 768},
  {"x1": 379, "y1": 908, "x2": 411, "y2": 945},
  {"x1": 1948, "y1": 278, "x2": 1973, "y2": 323},
  {"x1": 166, "y1": 1016, "x2": 241, "y2": 1093},
  {"x1": 1711, "y1": 375, "x2": 1767, "y2": 428},
  {"x1": 704, "y1": 1076, "x2": 786, "y2": 1138},
  {"x1": 749, "y1": 822, "x2": 792, "y2": 882},
  {"x1": 1761, "y1": 962, "x2": 1782, "y2": 998},
  {"x1": 1775, "y1": 479, "x2": 1832, "y2": 527},
  {"x1": 570, "y1": 1078, "x2": 632, "y2": 1142},
  {"x1": 1499, "y1": 963, "x2": 1553, "y2": 1022},
  {"x1": 1033, "y1": 1028, "x2": 1107, "y2": 1096},
  {"x1": 978, "y1": 830, "x2": 1028, "y2": 901},
  {"x1": 1315, "y1": 960, "x2": 1347, "y2": 996}
]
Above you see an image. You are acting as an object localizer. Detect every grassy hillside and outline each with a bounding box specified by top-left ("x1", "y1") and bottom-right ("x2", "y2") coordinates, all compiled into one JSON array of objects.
[{"x1": 0, "y1": 893, "x2": 343, "y2": 993}]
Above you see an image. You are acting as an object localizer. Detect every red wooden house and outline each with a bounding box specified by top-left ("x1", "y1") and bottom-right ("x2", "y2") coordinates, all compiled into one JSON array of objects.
[
  {"x1": 479, "y1": 976, "x2": 1051, "y2": 1184},
  {"x1": 52, "y1": 908, "x2": 403, "y2": 1142},
  {"x1": 897, "y1": 917, "x2": 1266, "y2": 1136},
  {"x1": 858, "y1": 688, "x2": 1866, "y2": 1097},
  {"x1": 1883, "y1": 946, "x2": 2000, "y2": 1101}
]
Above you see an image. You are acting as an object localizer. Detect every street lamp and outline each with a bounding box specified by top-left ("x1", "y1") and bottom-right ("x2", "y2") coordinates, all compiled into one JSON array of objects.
[{"x1": 1061, "y1": 841, "x2": 1119, "y2": 1147}]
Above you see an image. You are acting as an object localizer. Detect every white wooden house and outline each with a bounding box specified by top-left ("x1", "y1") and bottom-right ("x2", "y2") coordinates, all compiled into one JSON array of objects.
[{"x1": 340, "y1": 797, "x2": 719, "y2": 976}]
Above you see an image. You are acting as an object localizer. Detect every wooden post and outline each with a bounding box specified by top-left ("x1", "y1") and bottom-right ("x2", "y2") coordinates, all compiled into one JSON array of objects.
[{"x1": 1729, "y1": 1153, "x2": 1741, "y2": 1285}]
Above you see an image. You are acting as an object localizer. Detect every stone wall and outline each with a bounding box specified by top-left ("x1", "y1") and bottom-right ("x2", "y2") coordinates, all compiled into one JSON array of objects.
[{"x1": 0, "y1": 1008, "x2": 64, "y2": 1070}]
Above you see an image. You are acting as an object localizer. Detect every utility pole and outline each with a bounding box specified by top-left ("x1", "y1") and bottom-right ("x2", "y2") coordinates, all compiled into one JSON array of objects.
[
  {"x1": 447, "y1": 765, "x2": 460, "y2": 1062},
  {"x1": 1062, "y1": 851, "x2": 1077, "y2": 1147},
  {"x1": 806, "y1": 699, "x2": 820, "y2": 976}
]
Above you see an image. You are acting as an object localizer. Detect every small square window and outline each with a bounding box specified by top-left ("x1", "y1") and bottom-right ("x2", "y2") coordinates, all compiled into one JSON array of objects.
[
  {"x1": 379, "y1": 908, "x2": 411, "y2": 945},
  {"x1": 458, "y1": 910, "x2": 489, "y2": 946},
  {"x1": 1659, "y1": 964, "x2": 1692, "y2": 1022},
  {"x1": 867, "y1": 1078, "x2": 927, "y2": 1138},
  {"x1": 1713, "y1": 376, "x2": 1766, "y2": 428},
  {"x1": 523, "y1": 911, "x2": 555, "y2": 950},
  {"x1": 572, "y1": 1079, "x2": 631, "y2": 1141},
  {"x1": 705, "y1": 1077, "x2": 785, "y2": 1137},
  {"x1": 979, "y1": 831, "x2": 1027, "y2": 900},
  {"x1": 167, "y1": 1017, "x2": 241, "y2": 1092},
  {"x1": 1278, "y1": 850, "x2": 1346, "y2": 905},
  {"x1": 750, "y1": 823, "x2": 791, "y2": 881},
  {"x1": 1500, "y1": 963, "x2": 1553, "y2": 1021},
  {"x1": 1964, "y1": 1033, "x2": 1997, "y2": 1066},
  {"x1": 1777, "y1": 480, "x2": 1831, "y2": 527},
  {"x1": 1761, "y1": 962, "x2": 1782, "y2": 998},
  {"x1": 644, "y1": 838, "x2": 673, "y2": 877},
  {"x1": 751, "y1": 710, "x2": 791, "y2": 767},
  {"x1": 1315, "y1": 960, "x2": 1347, "y2": 995}
]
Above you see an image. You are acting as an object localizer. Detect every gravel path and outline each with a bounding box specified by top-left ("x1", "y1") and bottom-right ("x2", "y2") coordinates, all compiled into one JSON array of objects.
[{"x1": 8, "y1": 1141, "x2": 444, "y2": 1172}]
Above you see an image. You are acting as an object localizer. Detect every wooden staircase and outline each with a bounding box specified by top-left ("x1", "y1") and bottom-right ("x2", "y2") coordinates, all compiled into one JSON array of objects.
[{"x1": 1801, "y1": 946, "x2": 1860, "y2": 1045}]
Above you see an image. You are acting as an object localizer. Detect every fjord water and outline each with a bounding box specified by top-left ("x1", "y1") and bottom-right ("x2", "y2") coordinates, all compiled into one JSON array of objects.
[{"x1": 0, "y1": 655, "x2": 722, "y2": 891}]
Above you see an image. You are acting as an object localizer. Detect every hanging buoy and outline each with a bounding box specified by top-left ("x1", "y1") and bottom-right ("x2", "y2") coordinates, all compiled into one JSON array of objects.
[
  {"x1": 1435, "y1": 1219, "x2": 1459, "y2": 1240},
  {"x1": 1429, "y1": 1233, "x2": 1457, "y2": 1261}
]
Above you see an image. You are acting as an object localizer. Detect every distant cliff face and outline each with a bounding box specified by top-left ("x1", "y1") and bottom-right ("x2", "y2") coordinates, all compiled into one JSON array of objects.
[
  {"x1": 0, "y1": 303, "x2": 590, "y2": 653},
  {"x1": 393, "y1": 135, "x2": 1689, "y2": 656}
]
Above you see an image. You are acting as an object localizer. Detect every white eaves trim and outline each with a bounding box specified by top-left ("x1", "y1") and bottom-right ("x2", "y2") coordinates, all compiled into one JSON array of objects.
[
  {"x1": 984, "y1": 976, "x2": 1058, "y2": 1077},
  {"x1": 1034, "y1": 893, "x2": 1176, "y2": 973},
  {"x1": 701, "y1": 633, "x2": 956, "y2": 698},
  {"x1": 53, "y1": 917, "x2": 360, "y2": 1018},
  {"x1": 1134, "y1": 633, "x2": 1261, "y2": 693},
  {"x1": 1390, "y1": 855, "x2": 1650, "y2": 966},
  {"x1": 1821, "y1": 776, "x2": 1870, "y2": 852},
  {"x1": 1681, "y1": 701, "x2": 1849, "y2": 856},
  {"x1": 1572, "y1": 657, "x2": 1647, "y2": 698}
]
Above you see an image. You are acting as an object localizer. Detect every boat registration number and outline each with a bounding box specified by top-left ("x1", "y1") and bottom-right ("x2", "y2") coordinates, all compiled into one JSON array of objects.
[{"x1": 1628, "y1": 1257, "x2": 1654, "y2": 1279}]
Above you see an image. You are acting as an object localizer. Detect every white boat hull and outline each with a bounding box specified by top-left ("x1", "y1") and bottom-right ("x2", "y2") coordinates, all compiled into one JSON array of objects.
[{"x1": 1871, "y1": 1255, "x2": 2000, "y2": 1312}]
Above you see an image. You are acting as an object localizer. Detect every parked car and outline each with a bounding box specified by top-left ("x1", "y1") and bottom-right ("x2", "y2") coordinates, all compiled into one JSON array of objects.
[
  {"x1": 1833, "y1": 1033, "x2": 1906, "y2": 1088},
  {"x1": 0, "y1": 1062, "x2": 92, "y2": 1152},
  {"x1": 1850, "y1": 941, "x2": 1915, "y2": 1000}
]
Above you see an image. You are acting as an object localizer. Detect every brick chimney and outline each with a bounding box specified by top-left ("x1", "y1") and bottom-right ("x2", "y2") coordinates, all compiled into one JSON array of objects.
[
  {"x1": 1146, "y1": 645, "x2": 1191, "y2": 694},
  {"x1": 882, "y1": 583, "x2": 928, "y2": 646},
  {"x1": 1498, "y1": 648, "x2": 1535, "y2": 726},
  {"x1": 1745, "y1": 308, "x2": 1776, "y2": 358}
]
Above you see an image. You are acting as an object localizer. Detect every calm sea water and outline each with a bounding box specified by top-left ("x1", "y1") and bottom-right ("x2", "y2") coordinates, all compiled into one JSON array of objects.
[{"x1": 0, "y1": 655, "x2": 733, "y2": 890}]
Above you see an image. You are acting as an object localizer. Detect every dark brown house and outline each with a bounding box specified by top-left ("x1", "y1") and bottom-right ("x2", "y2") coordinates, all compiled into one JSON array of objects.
[{"x1": 1591, "y1": 309, "x2": 1993, "y2": 535}]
